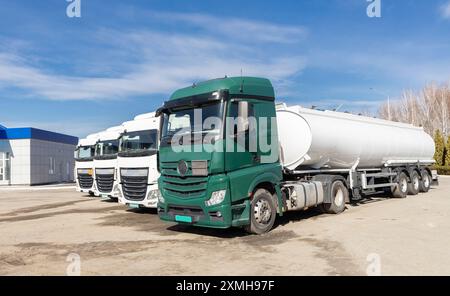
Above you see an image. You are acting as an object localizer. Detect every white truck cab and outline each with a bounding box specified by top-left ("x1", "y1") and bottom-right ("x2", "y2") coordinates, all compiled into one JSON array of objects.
[
  {"x1": 75, "y1": 133, "x2": 100, "y2": 196},
  {"x1": 117, "y1": 112, "x2": 160, "y2": 208},
  {"x1": 93, "y1": 126, "x2": 124, "y2": 199}
]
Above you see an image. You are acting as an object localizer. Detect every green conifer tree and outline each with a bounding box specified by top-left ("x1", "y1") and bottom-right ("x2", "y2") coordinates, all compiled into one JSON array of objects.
[
  {"x1": 445, "y1": 136, "x2": 450, "y2": 166},
  {"x1": 434, "y1": 130, "x2": 445, "y2": 166}
]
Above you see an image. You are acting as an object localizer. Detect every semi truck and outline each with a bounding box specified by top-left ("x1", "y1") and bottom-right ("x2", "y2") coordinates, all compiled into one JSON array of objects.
[
  {"x1": 156, "y1": 76, "x2": 437, "y2": 234},
  {"x1": 93, "y1": 126, "x2": 123, "y2": 199},
  {"x1": 117, "y1": 112, "x2": 161, "y2": 209},
  {"x1": 75, "y1": 133, "x2": 100, "y2": 196}
]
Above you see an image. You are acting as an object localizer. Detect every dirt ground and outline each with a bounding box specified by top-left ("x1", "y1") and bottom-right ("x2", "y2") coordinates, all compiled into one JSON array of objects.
[{"x1": 0, "y1": 178, "x2": 449, "y2": 276}]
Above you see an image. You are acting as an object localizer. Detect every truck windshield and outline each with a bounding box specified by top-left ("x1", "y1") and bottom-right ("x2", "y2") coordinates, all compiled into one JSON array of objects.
[
  {"x1": 161, "y1": 101, "x2": 224, "y2": 143},
  {"x1": 120, "y1": 130, "x2": 158, "y2": 155},
  {"x1": 76, "y1": 146, "x2": 95, "y2": 160},
  {"x1": 95, "y1": 140, "x2": 119, "y2": 156}
]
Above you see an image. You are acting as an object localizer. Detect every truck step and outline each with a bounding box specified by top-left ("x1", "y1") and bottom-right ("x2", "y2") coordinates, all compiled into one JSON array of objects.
[{"x1": 364, "y1": 172, "x2": 397, "y2": 178}]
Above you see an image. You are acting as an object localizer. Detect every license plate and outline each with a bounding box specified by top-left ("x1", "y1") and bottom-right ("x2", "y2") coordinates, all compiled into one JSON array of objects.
[
  {"x1": 129, "y1": 203, "x2": 140, "y2": 209},
  {"x1": 175, "y1": 215, "x2": 193, "y2": 223},
  {"x1": 101, "y1": 194, "x2": 109, "y2": 198}
]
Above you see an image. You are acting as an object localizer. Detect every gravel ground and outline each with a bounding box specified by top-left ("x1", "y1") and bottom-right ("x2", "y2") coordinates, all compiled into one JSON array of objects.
[{"x1": 0, "y1": 177, "x2": 449, "y2": 275}]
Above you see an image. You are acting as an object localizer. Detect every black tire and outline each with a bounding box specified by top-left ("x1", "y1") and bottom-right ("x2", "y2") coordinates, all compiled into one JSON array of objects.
[
  {"x1": 392, "y1": 172, "x2": 408, "y2": 198},
  {"x1": 320, "y1": 180, "x2": 347, "y2": 214},
  {"x1": 245, "y1": 189, "x2": 277, "y2": 235},
  {"x1": 419, "y1": 170, "x2": 431, "y2": 193},
  {"x1": 407, "y1": 171, "x2": 420, "y2": 195},
  {"x1": 88, "y1": 191, "x2": 95, "y2": 197}
]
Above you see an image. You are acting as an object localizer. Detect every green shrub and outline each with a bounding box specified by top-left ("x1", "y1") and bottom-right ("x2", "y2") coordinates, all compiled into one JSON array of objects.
[
  {"x1": 433, "y1": 166, "x2": 450, "y2": 175},
  {"x1": 446, "y1": 136, "x2": 450, "y2": 166},
  {"x1": 434, "y1": 130, "x2": 445, "y2": 166}
]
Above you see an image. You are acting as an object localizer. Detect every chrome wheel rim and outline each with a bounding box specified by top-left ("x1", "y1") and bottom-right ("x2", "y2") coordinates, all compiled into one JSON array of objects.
[
  {"x1": 413, "y1": 176, "x2": 419, "y2": 190},
  {"x1": 423, "y1": 175, "x2": 430, "y2": 188},
  {"x1": 400, "y1": 178, "x2": 408, "y2": 193},
  {"x1": 254, "y1": 199, "x2": 272, "y2": 225},
  {"x1": 334, "y1": 188, "x2": 344, "y2": 206}
]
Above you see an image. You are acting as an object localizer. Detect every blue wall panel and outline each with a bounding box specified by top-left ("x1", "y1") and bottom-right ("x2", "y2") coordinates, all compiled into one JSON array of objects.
[
  {"x1": 0, "y1": 127, "x2": 78, "y2": 145},
  {"x1": 31, "y1": 128, "x2": 78, "y2": 145}
]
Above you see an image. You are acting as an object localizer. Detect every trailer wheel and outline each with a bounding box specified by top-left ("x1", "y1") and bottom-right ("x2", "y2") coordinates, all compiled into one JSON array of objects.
[
  {"x1": 321, "y1": 180, "x2": 347, "y2": 214},
  {"x1": 419, "y1": 171, "x2": 431, "y2": 193},
  {"x1": 407, "y1": 171, "x2": 420, "y2": 195},
  {"x1": 392, "y1": 172, "x2": 408, "y2": 198},
  {"x1": 245, "y1": 189, "x2": 276, "y2": 235}
]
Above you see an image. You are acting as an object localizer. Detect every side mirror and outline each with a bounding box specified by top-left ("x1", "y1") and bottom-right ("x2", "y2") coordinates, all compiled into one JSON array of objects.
[
  {"x1": 157, "y1": 151, "x2": 160, "y2": 173},
  {"x1": 237, "y1": 101, "x2": 249, "y2": 133}
]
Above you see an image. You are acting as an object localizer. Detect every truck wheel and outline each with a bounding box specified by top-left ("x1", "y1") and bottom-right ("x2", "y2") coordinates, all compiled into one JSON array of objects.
[
  {"x1": 407, "y1": 171, "x2": 420, "y2": 195},
  {"x1": 392, "y1": 172, "x2": 408, "y2": 198},
  {"x1": 321, "y1": 180, "x2": 347, "y2": 214},
  {"x1": 245, "y1": 189, "x2": 276, "y2": 235},
  {"x1": 419, "y1": 171, "x2": 431, "y2": 193},
  {"x1": 89, "y1": 192, "x2": 95, "y2": 197}
]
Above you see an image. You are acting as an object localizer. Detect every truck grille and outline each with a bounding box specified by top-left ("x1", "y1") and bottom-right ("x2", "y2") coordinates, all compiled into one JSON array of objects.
[
  {"x1": 96, "y1": 174, "x2": 114, "y2": 193},
  {"x1": 78, "y1": 174, "x2": 93, "y2": 189},
  {"x1": 121, "y1": 173, "x2": 148, "y2": 201},
  {"x1": 160, "y1": 161, "x2": 208, "y2": 198}
]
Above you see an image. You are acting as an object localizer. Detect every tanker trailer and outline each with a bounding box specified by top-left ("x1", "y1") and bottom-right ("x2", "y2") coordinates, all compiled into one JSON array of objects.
[{"x1": 157, "y1": 76, "x2": 438, "y2": 234}]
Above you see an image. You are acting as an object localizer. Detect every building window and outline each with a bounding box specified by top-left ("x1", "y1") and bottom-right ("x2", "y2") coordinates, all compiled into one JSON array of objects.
[
  {"x1": 5, "y1": 152, "x2": 10, "y2": 181},
  {"x1": 0, "y1": 152, "x2": 10, "y2": 182},
  {"x1": 49, "y1": 157, "x2": 56, "y2": 175}
]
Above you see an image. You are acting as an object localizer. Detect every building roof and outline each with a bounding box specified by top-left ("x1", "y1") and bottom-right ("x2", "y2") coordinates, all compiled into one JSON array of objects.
[{"x1": 0, "y1": 127, "x2": 78, "y2": 145}]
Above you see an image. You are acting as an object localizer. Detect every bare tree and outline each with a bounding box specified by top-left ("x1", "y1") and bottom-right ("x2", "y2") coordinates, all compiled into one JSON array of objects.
[{"x1": 378, "y1": 82, "x2": 450, "y2": 136}]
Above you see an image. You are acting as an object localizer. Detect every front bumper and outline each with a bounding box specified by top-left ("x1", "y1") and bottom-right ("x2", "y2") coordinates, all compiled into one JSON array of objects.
[
  {"x1": 158, "y1": 200, "x2": 250, "y2": 228},
  {"x1": 158, "y1": 174, "x2": 250, "y2": 228},
  {"x1": 77, "y1": 187, "x2": 93, "y2": 194},
  {"x1": 75, "y1": 180, "x2": 94, "y2": 194},
  {"x1": 118, "y1": 183, "x2": 159, "y2": 208},
  {"x1": 94, "y1": 182, "x2": 120, "y2": 199}
]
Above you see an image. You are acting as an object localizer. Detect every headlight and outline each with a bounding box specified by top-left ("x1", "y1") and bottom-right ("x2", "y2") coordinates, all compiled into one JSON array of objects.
[
  {"x1": 148, "y1": 189, "x2": 161, "y2": 200},
  {"x1": 158, "y1": 194, "x2": 166, "y2": 203},
  {"x1": 113, "y1": 184, "x2": 122, "y2": 197},
  {"x1": 205, "y1": 190, "x2": 226, "y2": 207},
  {"x1": 154, "y1": 190, "x2": 165, "y2": 204}
]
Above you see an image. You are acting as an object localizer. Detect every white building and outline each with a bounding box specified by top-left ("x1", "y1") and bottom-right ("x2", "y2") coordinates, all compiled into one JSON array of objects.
[{"x1": 0, "y1": 124, "x2": 78, "y2": 186}]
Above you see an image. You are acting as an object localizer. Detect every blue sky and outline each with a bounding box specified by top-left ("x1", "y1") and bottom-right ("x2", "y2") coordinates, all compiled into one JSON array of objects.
[{"x1": 1, "y1": 0, "x2": 450, "y2": 138}]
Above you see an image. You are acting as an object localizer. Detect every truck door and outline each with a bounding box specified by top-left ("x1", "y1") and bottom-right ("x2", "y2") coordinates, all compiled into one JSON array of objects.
[
  {"x1": 225, "y1": 99, "x2": 280, "y2": 203},
  {"x1": 225, "y1": 100, "x2": 259, "y2": 172}
]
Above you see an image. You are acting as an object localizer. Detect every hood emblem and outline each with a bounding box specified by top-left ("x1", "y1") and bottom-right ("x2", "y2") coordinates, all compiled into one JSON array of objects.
[{"x1": 177, "y1": 160, "x2": 189, "y2": 177}]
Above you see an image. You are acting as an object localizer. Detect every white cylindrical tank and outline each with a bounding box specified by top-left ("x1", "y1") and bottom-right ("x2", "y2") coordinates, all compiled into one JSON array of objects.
[{"x1": 276, "y1": 104, "x2": 435, "y2": 170}]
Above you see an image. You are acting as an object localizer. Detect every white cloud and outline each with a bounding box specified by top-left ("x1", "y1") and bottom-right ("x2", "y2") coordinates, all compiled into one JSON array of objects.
[
  {"x1": 145, "y1": 11, "x2": 308, "y2": 44},
  {"x1": 441, "y1": 1, "x2": 450, "y2": 18},
  {"x1": 0, "y1": 14, "x2": 307, "y2": 101},
  {"x1": 309, "y1": 46, "x2": 450, "y2": 86}
]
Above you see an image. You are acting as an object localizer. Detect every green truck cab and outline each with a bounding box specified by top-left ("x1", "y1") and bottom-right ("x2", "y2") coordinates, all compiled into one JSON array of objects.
[{"x1": 156, "y1": 77, "x2": 283, "y2": 234}]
